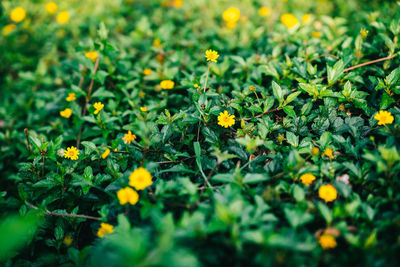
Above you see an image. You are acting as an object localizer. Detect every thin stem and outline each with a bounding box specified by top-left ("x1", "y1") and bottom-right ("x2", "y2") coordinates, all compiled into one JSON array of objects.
[
  {"x1": 343, "y1": 54, "x2": 395, "y2": 73},
  {"x1": 24, "y1": 128, "x2": 31, "y2": 153},
  {"x1": 26, "y1": 202, "x2": 101, "y2": 221},
  {"x1": 77, "y1": 56, "x2": 101, "y2": 148},
  {"x1": 203, "y1": 63, "x2": 210, "y2": 93},
  {"x1": 200, "y1": 161, "x2": 219, "y2": 194}
]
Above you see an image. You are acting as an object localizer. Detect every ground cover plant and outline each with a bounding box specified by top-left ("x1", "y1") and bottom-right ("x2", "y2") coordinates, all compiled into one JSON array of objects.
[{"x1": 1, "y1": 0, "x2": 400, "y2": 266}]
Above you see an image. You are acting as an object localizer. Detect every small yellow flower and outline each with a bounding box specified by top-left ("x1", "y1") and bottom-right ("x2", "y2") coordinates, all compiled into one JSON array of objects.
[
  {"x1": 140, "y1": 107, "x2": 148, "y2": 112},
  {"x1": 374, "y1": 110, "x2": 394, "y2": 126},
  {"x1": 312, "y1": 147, "x2": 319, "y2": 155},
  {"x1": 277, "y1": 133, "x2": 286, "y2": 143},
  {"x1": 222, "y1": 7, "x2": 240, "y2": 24},
  {"x1": 319, "y1": 184, "x2": 338, "y2": 202},
  {"x1": 318, "y1": 234, "x2": 337, "y2": 249},
  {"x1": 57, "y1": 11, "x2": 70, "y2": 24},
  {"x1": 281, "y1": 13, "x2": 299, "y2": 29},
  {"x1": 10, "y1": 7, "x2": 26, "y2": 23},
  {"x1": 302, "y1": 14, "x2": 311, "y2": 23},
  {"x1": 258, "y1": 7, "x2": 271, "y2": 17},
  {"x1": 45, "y1": 2, "x2": 58, "y2": 14},
  {"x1": 153, "y1": 38, "x2": 162, "y2": 47},
  {"x1": 114, "y1": 148, "x2": 118, "y2": 152},
  {"x1": 322, "y1": 148, "x2": 334, "y2": 159},
  {"x1": 300, "y1": 173, "x2": 316, "y2": 186},
  {"x1": 117, "y1": 187, "x2": 139, "y2": 205},
  {"x1": 66, "y1": 93, "x2": 76, "y2": 102},
  {"x1": 85, "y1": 51, "x2": 98, "y2": 63},
  {"x1": 312, "y1": 31, "x2": 321, "y2": 38},
  {"x1": 101, "y1": 148, "x2": 110, "y2": 159},
  {"x1": 143, "y1": 68, "x2": 152, "y2": 76},
  {"x1": 64, "y1": 146, "x2": 80, "y2": 160},
  {"x1": 194, "y1": 83, "x2": 199, "y2": 88},
  {"x1": 2, "y1": 24, "x2": 16, "y2": 36},
  {"x1": 129, "y1": 167, "x2": 153, "y2": 190},
  {"x1": 160, "y1": 80, "x2": 175, "y2": 89},
  {"x1": 93, "y1": 102, "x2": 104, "y2": 115},
  {"x1": 218, "y1": 110, "x2": 235, "y2": 128},
  {"x1": 172, "y1": 0, "x2": 183, "y2": 8},
  {"x1": 205, "y1": 49, "x2": 219, "y2": 63},
  {"x1": 60, "y1": 108, "x2": 72, "y2": 118},
  {"x1": 360, "y1": 28, "x2": 368, "y2": 39},
  {"x1": 249, "y1": 86, "x2": 256, "y2": 92},
  {"x1": 97, "y1": 223, "x2": 114, "y2": 238},
  {"x1": 139, "y1": 91, "x2": 145, "y2": 97},
  {"x1": 63, "y1": 236, "x2": 73, "y2": 246},
  {"x1": 122, "y1": 130, "x2": 136, "y2": 144}
]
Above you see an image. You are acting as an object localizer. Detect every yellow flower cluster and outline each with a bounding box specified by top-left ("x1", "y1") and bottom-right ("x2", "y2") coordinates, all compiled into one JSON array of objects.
[
  {"x1": 222, "y1": 7, "x2": 240, "y2": 28},
  {"x1": 116, "y1": 167, "x2": 152, "y2": 207},
  {"x1": 97, "y1": 223, "x2": 114, "y2": 238}
]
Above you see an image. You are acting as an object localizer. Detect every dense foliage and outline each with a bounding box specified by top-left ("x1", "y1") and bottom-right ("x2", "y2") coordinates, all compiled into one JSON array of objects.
[{"x1": 1, "y1": 0, "x2": 400, "y2": 266}]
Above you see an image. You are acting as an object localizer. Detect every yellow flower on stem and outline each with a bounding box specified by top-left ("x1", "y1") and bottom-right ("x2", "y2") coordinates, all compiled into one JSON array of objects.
[
  {"x1": 218, "y1": 110, "x2": 235, "y2": 128},
  {"x1": 10, "y1": 7, "x2": 26, "y2": 23},
  {"x1": 66, "y1": 93, "x2": 76, "y2": 102},
  {"x1": 312, "y1": 147, "x2": 319, "y2": 155},
  {"x1": 222, "y1": 7, "x2": 240, "y2": 25},
  {"x1": 140, "y1": 107, "x2": 148, "y2": 112},
  {"x1": 97, "y1": 223, "x2": 114, "y2": 238},
  {"x1": 129, "y1": 167, "x2": 152, "y2": 190},
  {"x1": 85, "y1": 51, "x2": 98, "y2": 62},
  {"x1": 300, "y1": 173, "x2": 316, "y2": 186},
  {"x1": 63, "y1": 236, "x2": 73, "y2": 246},
  {"x1": 101, "y1": 148, "x2": 110, "y2": 159},
  {"x1": 45, "y1": 2, "x2": 58, "y2": 14},
  {"x1": 205, "y1": 50, "x2": 219, "y2": 63},
  {"x1": 322, "y1": 148, "x2": 334, "y2": 159},
  {"x1": 318, "y1": 234, "x2": 337, "y2": 249},
  {"x1": 117, "y1": 187, "x2": 139, "y2": 205},
  {"x1": 258, "y1": 7, "x2": 271, "y2": 17},
  {"x1": 374, "y1": 110, "x2": 394, "y2": 125},
  {"x1": 160, "y1": 80, "x2": 175, "y2": 89},
  {"x1": 319, "y1": 184, "x2": 338, "y2": 202},
  {"x1": 193, "y1": 83, "x2": 199, "y2": 88},
  {"x1": 312, "y1": 31, "x2": 321, "y2": 38},
  {"x1": 60, "y1": 108, "x2": 72, "y2": 118},
  {"x1": 93, "y1": 102, "x2": 104, "y2": 115},
  {"x1": 281, "y1": 13, "x2": 299, "y2": 29},
  {"x1": 143, "y1": 68, "x2": 152, "y2": 76},
  {"x1": 153, "y1": 38, "x2": 162, "y2": 47},
  {"x1": 2, "y1": 24, "x2": 16, "y2": 36},
  {"x1": 122, "y1": 130, "x2": 136, "y2": 144},
  {"x1": 64, "y1": 146, "x2": 80, "y2": 160},
  {"x1": 57, "y1": 11, "x2": 70, "y2": 24}
]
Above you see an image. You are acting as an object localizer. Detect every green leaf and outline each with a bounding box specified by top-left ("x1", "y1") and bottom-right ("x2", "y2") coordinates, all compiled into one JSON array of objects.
[
  {"x1": 272, "y1": 81, "x2": 284, "y2": 106},
  {"x1": 286, "y1": 132, "x2": 299, "y2": 147},
  {"x1": 284, "y1": 208, "x2": 314, "y2": 228},
  {"x1": 327, "y1": 60, "x2": 345, "y2": 85},
  {"x1": 284, "y1": 91, "x2": 301, "y2": 106},
  {"x1": 317, "y1": 202, "x2": 332, "y2": 225},
  {"x1": 283, "y1": 105, "x2": 296, "y2": 118}
]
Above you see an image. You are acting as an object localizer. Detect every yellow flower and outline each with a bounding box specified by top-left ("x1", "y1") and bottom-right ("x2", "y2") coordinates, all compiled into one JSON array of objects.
[
  {"x1": 302, "y1": 14, "x2": 311, "y2": 23},
  {"x1": 249, "y1": 86, "x2": 256, "y2": 92},
  {"x1": 160, "y1": 80, "x2": 175, "y2": 89},
  {"x1": 374, "y1": 110, "x2": 394, "y2": 125},
  {"x1": 101, "y1": 148, "x2": 110, "y2": 159},
  {"x1": 97, "y1": 223, "x2": 114, "y2": 238},
  {"x1": 194, "y1": 83, "x2": 199, "y2": 88},
  {"x1": 66, "y1": 92, "x2": 76, "y2": 102},
  {"x1": 153, "y1": 38, "x2": 162, "y2": 47},
  {"x1": 57, "y1": 11, "x2": 70, "y2": 24},
  {"x1": 60, "y1": 108, "x2": 72, "y2": 118},
  {"x1": 205, "y1": 49, "x2": 219, "y2": 63},
  {"x1": 318, "y1": 234, "x2": 337, "y2": 249},
  {"x1": 45, "y1": 2, "x2": 58, "y2": 14},
  {"x1": 114, "y1": 148, "x2": 118, "y2": 152},
  {"x1": 64, "y1": 146, "x2": 80, "y2": 160},
  {"x1": 322, "y1": 148, "x2": 334, "y2": 159},
  {"x1": 122, "y1": 130, "x2": 136, "y2": 144},
  {"x1": 360, "y1": 28, "x2": 368, "y2": 39},
  {"x1": 218, "y1": 110, "x2": 235, "y2": 128},
  {"x1": 300, "y1": 173, "x2": 316, "y2": 186},
  {"x1": 129, "y1": 167, "x2": 153, "y2": 190},
  {"x1": 172, "y1": 0, "x2": 183, "y2": 8},
  {"x1": 10, "y1": 7, "x2": 26, "y2": 23},
  {"x1": 319, "y1": 184, "x2": 338, "y2": 202},
  {"x1": 281, "y1": 13, "x2": 299, "y2": 29},
  {"x1": 222, "y1": 7, "x2": 240, "y2": 24},
  {"x1": 140, "y1": 107, "x2": 148, "y2": 112},
  {"x1": 312, "y1": 31, "x2": 321, "y2": 38},
  {"x1": 3, "y1": 24, "x2": 16, "y2": 36},
  {"x1": 85, "y1": 51, "x2": 98, "y2": 62},
  {"x1": 117, "y1": 187, "x2": 139, "y2": 205},
  {"x1": 63, "y1": 236, "x2": 73, "y2": 246},
  {"x1": 139, "y1": 91, "x2": 145, "y2": 97},
  {"x1": 258, "y1": 7, "x2": 271, "y2": 17},
  {"x1": 312, "y1": 147, "x2": 319, "y2": 155},
  {"x1": 143, "y1": 68, "x2": 152, "y2": 76},
  {"x1": 93, "y1": 102, "x2": 104, "y2": 115}
]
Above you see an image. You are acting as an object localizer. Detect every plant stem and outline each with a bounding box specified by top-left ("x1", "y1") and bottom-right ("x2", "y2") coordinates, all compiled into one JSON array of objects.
[{"x1": 203, "y1": 63, "x2": 210, "y2": 93}]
